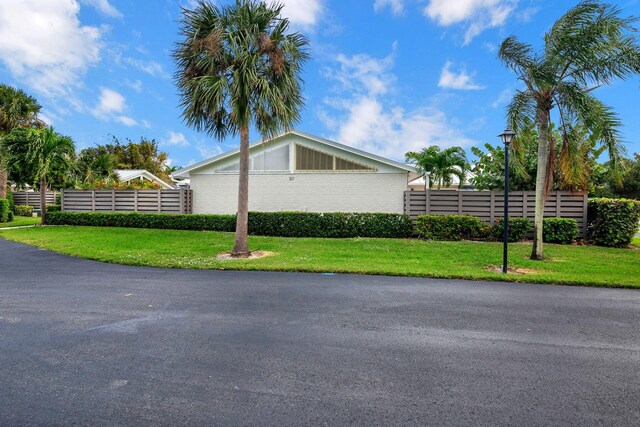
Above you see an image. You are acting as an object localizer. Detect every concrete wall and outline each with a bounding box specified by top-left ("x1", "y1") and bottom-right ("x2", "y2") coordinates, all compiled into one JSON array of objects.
[{"x1": 190, "y1": 172, "x2": 408, "y2": 214}]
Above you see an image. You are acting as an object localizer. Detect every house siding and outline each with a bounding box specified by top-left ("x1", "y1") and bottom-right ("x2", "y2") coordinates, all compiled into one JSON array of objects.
[{"x1": 190, "y1": 172, "x2": 408, "y2": 214}]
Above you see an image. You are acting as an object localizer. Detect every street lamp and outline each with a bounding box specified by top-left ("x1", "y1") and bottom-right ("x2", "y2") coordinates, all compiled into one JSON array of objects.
[{"x1": 498, "y1": 128, "x2": 516, "y2": 274}]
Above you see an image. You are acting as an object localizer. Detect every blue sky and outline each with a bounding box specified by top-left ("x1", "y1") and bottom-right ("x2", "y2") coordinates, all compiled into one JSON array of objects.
[{"x1": 1, "y1": 0, "x2": 639, "y2": 169}]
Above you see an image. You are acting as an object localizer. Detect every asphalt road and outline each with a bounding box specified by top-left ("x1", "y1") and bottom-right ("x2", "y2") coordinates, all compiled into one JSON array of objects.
[{"x1": 1, "y1": 239, "x2": 639, "y2": 426}]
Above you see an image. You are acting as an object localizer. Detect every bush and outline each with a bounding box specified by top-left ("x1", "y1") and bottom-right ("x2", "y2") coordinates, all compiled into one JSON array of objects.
[
  {"x1": 488, "y1": 217, "x2": 531, "y2": 242},
  {"x1": 6, "y1": 190, "x2": 14, "y2": 213},
  {"x1": 0, "y1": 199, "x2": 10, "y2": 223},
  {"x1": 14, "y1": 205, "x2": 33, "y2": 217},
  {"x1": 46, "y1": 204, "x2": 61, "y2": 213},
  {"x1": 249, "y1": 212, "x2": 414, "y2": 238},
  {"x1": 415, "y1": 215, "x2": 485, "y2": 240},
  {"x1": 588, "y1": 198, "x2": 640, "y2": 247},
  {"x1": 543, "y1": 218, "x2": 579, "y2": 244},
  {"x1": 46, "y1": 211, "x2": 415, "y2": 238}
]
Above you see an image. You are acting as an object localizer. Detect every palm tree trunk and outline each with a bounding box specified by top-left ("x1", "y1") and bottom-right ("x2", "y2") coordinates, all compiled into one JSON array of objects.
[
  {"x1": 232, "y1": 125, "x2": 250, "y2": 257},
  {"x1": 40, "y1": 177, "x2": 47, "y2": 225},
  {"x1": 0, "y1": 168, "x2": 7, "y2": 199},
  {"x1": 531, "y1": 110, "x2": 551, "y2": 260}
]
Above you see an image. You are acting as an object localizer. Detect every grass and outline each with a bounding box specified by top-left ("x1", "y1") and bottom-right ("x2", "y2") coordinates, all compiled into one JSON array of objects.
[
  {"x1": 1, "y1": 225, "x2": 639, "y2": 288},
  {"x1": 0, "y1": 216, "x2": 41, "y2": 228}
]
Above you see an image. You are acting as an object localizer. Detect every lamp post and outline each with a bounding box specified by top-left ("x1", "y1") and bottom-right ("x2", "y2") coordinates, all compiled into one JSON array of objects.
[{"x1": 499, "y1": 128, "x2": 516, "y2": 274}]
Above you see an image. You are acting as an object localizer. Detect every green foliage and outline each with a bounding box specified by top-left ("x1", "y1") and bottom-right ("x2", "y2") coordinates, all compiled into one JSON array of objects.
[
  {"x1": 14, "y1": 205, "x2": 33, "y2": 216},
  {"x1": 0, "y1": 198, "x2": 10, "y2": 222},
  {"x1": 46, "y1": 204, "x2": 61, "y2": 213},
  {"x1": 46, "y1": 211, "x2": 414, "y2": 238},
  {"x1": 6, "y1": 188, "x2": 14, "y2": 212},
  {"x1": 543, "y1": 218, "x2": 579, "y2": 244},
  {"x1": 588, "y1": 198, "x2": 640, "y2": 247},
  {"x1": 83, "y1": 178, "x2": 163, "y2": 190},
  {"x1": 173, "y1": 1, "x2": 310, "y2": 139},
  {"x1": 415, "y1": 215, "x2": 485, "y2": 241},
  {"x1": 488, "y1": 217, "x2": 531, "y2": 242},
  {"x1": 0, "y1": 84, "x2": 43, "y2": 136},
  {"x1": 406, "y1": 146, "x2": 469, "y2": 189},
  {"x1": 249, "y1": 212, "x2": 414, "y2": 238}
]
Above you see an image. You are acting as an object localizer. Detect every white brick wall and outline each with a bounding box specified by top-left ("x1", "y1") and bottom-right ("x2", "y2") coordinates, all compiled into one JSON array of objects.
[{"x1": 190, "y1": 172, "x2": 408, "y2": 214}]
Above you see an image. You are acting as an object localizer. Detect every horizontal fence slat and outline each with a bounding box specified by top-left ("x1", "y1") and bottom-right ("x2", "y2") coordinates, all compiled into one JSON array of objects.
[{"x1": 62, "y1": 189, "x2": 192, "y2": 214}]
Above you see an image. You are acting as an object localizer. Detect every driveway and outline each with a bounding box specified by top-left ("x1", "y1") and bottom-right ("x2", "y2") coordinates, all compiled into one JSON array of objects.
[{"x1": 1, "y1": 239, "x2": 639, "y2": 426}]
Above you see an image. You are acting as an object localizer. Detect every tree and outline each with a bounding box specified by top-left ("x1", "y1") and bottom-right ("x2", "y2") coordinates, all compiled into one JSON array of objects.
[
  {"x1": 2, "y1": 127, "x2": 75, "y2": 224},
  {"x1": 498, "y1": 0, "x2": 640, "y2": 260},
  {"x1": 0, "y1": 84, "x2": 44, "y2": 198},
  {"x1": 174, "y1": 0, "x2": 309, "y2": 257},
  {"x1": 104, "y1": 137, "x2": 170, "y2": 182},
  {"x1": 405, "y1": 146, "x2": 469, "y2": 190},
  {"x1": 75, "y1": 147, "x2": 117, "y2": 185}
]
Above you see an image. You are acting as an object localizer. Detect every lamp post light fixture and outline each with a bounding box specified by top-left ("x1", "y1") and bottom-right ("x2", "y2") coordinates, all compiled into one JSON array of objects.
[{"x1": 499, "y1": 128, "x2": 516, "y2": 274}]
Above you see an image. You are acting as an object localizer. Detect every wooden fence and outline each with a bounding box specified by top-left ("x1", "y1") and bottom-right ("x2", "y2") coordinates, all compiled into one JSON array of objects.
[
  {"x1": 12, "y1": 191, "x2": 59, "y2": 208},
  {"x1": 61, "y1": 189, "x2": 192, "y2": 214},
  {"x1": 404, "y1": 190, "x2": 588, "y2": 236}
]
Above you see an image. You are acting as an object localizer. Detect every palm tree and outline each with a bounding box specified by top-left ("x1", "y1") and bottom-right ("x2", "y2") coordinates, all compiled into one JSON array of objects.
[
  {"x1": 173, "y1": 0, "x2": 309, "y2": 257},
  {"x1": 3, "y1": 127, "x2": 75, "y2": 224},
  {"x1": 0, "y1": 85, "x2": 44, "y2": 198},
  {"x1": 498, "y1": 0, "x2": 640, "y2": 260},
  {"x1": 406, "y1": 146, "x2": 469, "y2": 190}
]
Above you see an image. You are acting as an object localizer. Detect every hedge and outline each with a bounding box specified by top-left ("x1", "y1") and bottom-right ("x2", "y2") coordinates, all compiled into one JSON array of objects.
[
  {"x1": 46, "y1": 211, "x2": 415, "y2": 239},
  {"x1": 6, "y1": 190, "x2": 14, "y2": 213},
  {"x1": 543, "y1": 218, "x2": 579, "y2": 244},
  {"x1": 488, "y1": 217, "x2": 531, "y2": 242},
  {"x1": 14, "y1": 205, "x2": 33, "y2": 217},
  {"x1": 46, "y1": 204, "x2": 61, "y2": 213},
  {"x1": 415, "y1": 215, "x2": 485, "y2": 240},
  {"x1": 588, "y1": 198, "x2": 640, "y2": 247},
  {"x1": 0, "y1": 199, "x2": 11, "y2": 223}
]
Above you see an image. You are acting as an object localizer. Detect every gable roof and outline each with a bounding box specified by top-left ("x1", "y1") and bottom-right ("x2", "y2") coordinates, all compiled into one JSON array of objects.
[
  {"x1": 173, "y1": 130, "x2": 415, "y2": 178},
  {"x1": 115, "y1": 169, "x2": 174, "y2": 189}
]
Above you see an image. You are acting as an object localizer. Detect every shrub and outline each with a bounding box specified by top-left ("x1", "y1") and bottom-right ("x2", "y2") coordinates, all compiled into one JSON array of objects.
[
  {"x1": 0, "y1": 199, "x2": 10, "y2": 223},
  {"x1": 415, "y1": 215, "x2": 485, "y2": 240},
  {"x1": 249, "y1": 212, "x2": 414, "y2": 238},
  {"x1": 543, "y1": 218, "x2": 579, "y2": 244},
  {"x1": 46, "y1": 211, "x2": 415, "y2": 238},
  {"x1": 6, "y1": 189, "x2": 14, "y2": 213},
  {"x1": 488, "y1": 217, "x2": 531, "y2": 242},
  {"x1": 14, "y1": 205, "x2": 34, "y2": 217},
  {"x1": 46, "y1": 204, "x2": 61, "y2": 213},
  {"x1": 588, "y1": 198, "x2": 640, "y2": 247}
]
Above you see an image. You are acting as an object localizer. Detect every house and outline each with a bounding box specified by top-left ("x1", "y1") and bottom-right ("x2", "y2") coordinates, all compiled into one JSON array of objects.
[
  {"x1": 173, "y1": 130, "x2": 416, "y2": 214},
  {"x1": 114, "y1": 169, "x2": 174, "y2": 189}
]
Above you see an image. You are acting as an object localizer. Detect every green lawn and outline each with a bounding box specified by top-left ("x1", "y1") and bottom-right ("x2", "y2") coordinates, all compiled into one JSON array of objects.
[
  {"x1": 0, "y1": 216, "x2": 41, "y2": 228},
  {"x1": 1, "y1": 225, "x2": 639, "y2": 288}
]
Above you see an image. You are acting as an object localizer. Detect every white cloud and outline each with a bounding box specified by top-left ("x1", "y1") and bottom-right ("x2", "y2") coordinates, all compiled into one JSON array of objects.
[
  {"x1": 374, "y1": 0, "x2": 405, "y2": 15},
  {"x1": 326, "y1": 44, "x2": 397, "y2": 96},
  {"x1": 124, "y1": 79, "x2": 143, "y2": 93},
  {"x1": 424, "y1": 0, "x2": 517, "y2": 44},
  {"x1": 93, "y1": 87, "x2": 137, "y2": 126},
  {"x1": 491, "y1": 87, "x2": 514, "y2": 108},
  {"x1": 0, "y1": 0, "x2": 102, "y2": 96},
  {"x1": 277, "y1": 0, "x2": 323, "y2": 29},
  {"x1": 196, "y1": 142, "x2": 223, "y2": 159},
  {"x1": 117, "y1": 116, "x2": 138, "y2": 127},
  {"x1": 123, "y1": 57, "x2": 170, "y2": 78},
  {"x1": 438, "y1": 61, "x2": 484, "y2": 90},
  {"x1": 165, "y1": 131, "x2": 191, "y2": 147},
  {"x1": 320, "y1": 47, "x2": 477, "y2": 160},
  {"x1": 80, "y1": 0, "x2": 122, "y2": 18}
]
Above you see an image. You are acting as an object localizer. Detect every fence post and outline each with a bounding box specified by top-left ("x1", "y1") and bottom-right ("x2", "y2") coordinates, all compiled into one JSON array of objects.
[
  {"x1": 134, "y1": 190, "x2": 138, "y2": 212},
  {"x1": 556, "y1": 192, "x2": 562, "y2": 218},
  {"x1": 522, "y1": 192, "x2": 527, "y2": 218},
  {"x1": 180, "y1": 189, "x2": 185, "y2": 214},
  {"x1": 425, "y1": 190, "x2": 430, "y2": 215},
  {"x1": 458, "y1": 191, "x2": 463, "y2": 215},
  {"x1": 582, "y1": 193, "x2": 589, "y2": 237},
  {"x1": 157, "y1": 189, "x2": 162, "y2": 212},
  {"x1": 91, "y1": 190, "x2": 95, "y2": 212},
  {"x1": 490, "y1": 192, "x2": 495, "y2": 223},
  {"x1": 26, "y1": 192, "x2": 29, "y2": 206},
  {"x1": 112, "y1": 189, "x2": 115, "y2": 212}
]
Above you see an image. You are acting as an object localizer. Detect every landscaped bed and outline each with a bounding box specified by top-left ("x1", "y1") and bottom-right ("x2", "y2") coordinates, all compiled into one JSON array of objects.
[{"x1": 1, "y1": 225, "x2": 639, "y2": 288}]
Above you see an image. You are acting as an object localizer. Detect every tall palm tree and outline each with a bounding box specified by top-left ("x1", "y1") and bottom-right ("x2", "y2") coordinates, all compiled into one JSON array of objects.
[
  {"x1": 498, "y1": 0, "x2": 640, "y2": 260},
  {"x1": 3, "y1": 127, "x2": 75, "y2": 224},
  {"x1": 173, "y1": 0, "x2": 309, "y2": 257},
  {"x1": 0, "y1": 85, "x2": 44, "y2": 198},
  {"x1": 406, "y1": 146, "x2": 469, "y2": 190}
]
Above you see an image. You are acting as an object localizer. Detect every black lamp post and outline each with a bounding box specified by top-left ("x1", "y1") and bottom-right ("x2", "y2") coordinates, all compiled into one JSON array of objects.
[{"x1": 499, "y1": 128, "x2": 516, "y2": 274}]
